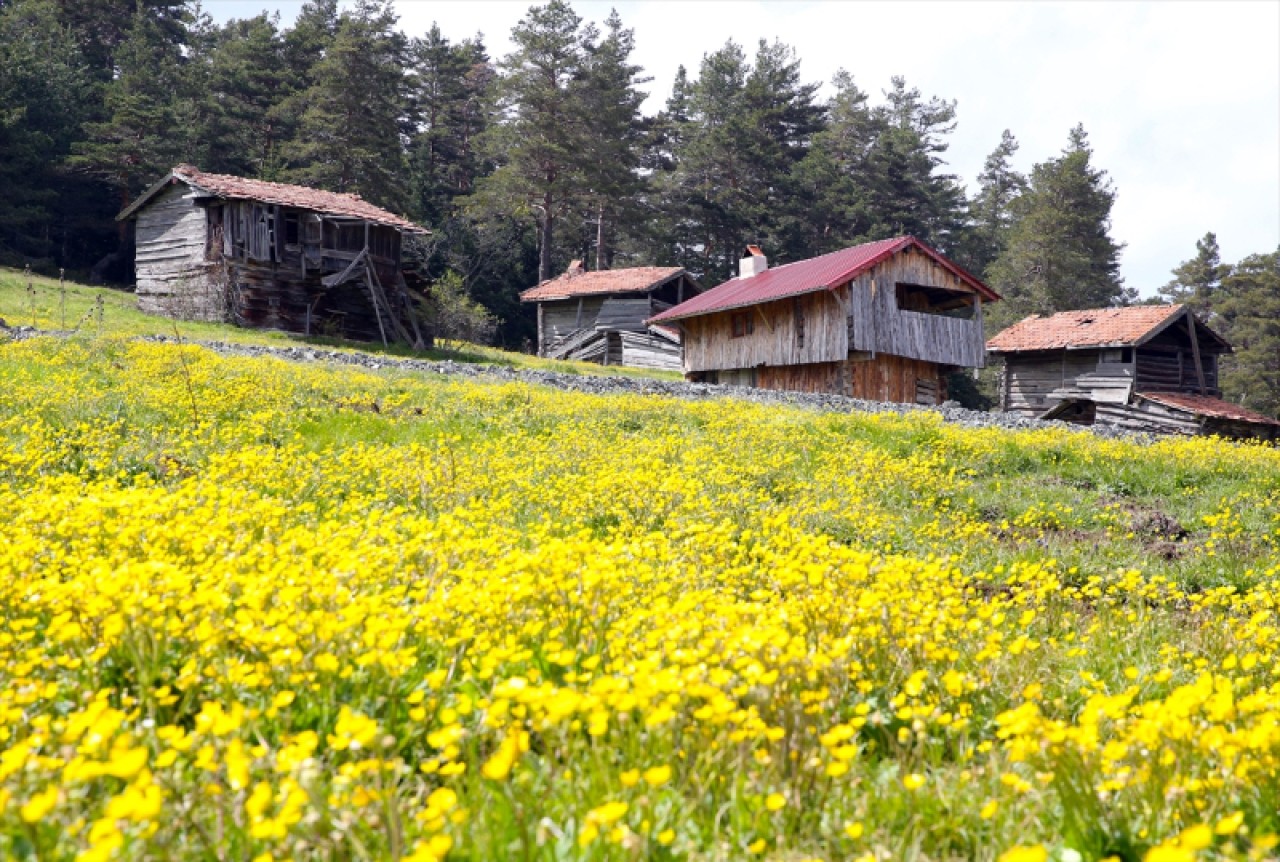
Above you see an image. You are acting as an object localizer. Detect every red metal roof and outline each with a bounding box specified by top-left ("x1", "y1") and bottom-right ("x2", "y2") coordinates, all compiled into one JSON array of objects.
[
  {"x1": 649, "y1": 236, "x2": 998, "y2": 323},
  {"x1": 1138, "y1": 392, "x2": 1280, "y2": 426},
  {"x1": 119, "y1": 165, "x2": 426, "y2": 233},
  {"x1": 520, "y1": 266, "x2": 689, "y2": 301},
  {"x1": 987, "y1": 305, "x2": 1189, "y2": 352}
]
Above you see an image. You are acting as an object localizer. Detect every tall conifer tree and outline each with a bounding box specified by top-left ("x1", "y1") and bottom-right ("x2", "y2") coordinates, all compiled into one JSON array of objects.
[
  {"x1": 987, "y1": 124, "x2": 1126, "y2": 325},
  {"x1": 287, "y1": 0, "x2": 410, "y2": 211}
]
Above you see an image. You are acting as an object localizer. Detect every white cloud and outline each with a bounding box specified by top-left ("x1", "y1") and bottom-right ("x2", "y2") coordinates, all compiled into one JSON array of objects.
[{"x1": 205, "y1": 0, "x2": 1280, "y2": 294}]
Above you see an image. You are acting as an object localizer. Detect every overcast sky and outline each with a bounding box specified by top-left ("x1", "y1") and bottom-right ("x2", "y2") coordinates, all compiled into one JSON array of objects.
[{"x1": 207, "y1": 0, "x2": 1280, "y2": 296}]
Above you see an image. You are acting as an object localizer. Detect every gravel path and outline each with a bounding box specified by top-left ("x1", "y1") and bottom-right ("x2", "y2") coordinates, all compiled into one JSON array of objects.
[{"x1": 1, "y1": 322, "x2": 1140, "y2": 439}]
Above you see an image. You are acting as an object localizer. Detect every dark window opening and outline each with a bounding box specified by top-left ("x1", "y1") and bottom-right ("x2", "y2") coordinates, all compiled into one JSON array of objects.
[
  {"x1": 794, "y1": 298, "x2": 805, "y2": 348},
  {"x1": 283, "y1": 212, "x2": 300, "y2": 247},
  {"x1": 895, "y1": 282, "x2": 976, "y2": 319},
  {"x1": 206, "y1": 206, "x2": 224, "y2": 261},
  {"x1": 731, "y1": 312, "x2": 755, "y2": 338}
]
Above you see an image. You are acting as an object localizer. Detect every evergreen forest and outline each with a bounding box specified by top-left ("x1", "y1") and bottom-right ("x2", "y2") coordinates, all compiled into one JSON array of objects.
[{"x1": 0, "y1": 0, "x2": 1275, "y2": 413}]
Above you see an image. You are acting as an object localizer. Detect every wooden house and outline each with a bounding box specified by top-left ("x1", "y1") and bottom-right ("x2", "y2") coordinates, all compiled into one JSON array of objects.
[
  {"x1": 648, "y1": 237, "x2": 1000, "y2": 404},
  {"x1": 987, "y1": 305, "x2": 1279, "y2": 439},
  {"x1": 118, "y1": 165, "x2": 429, "y2": 347},
  {"x1": 520, "y1": 262, "x2": 702, "y2": 370}
]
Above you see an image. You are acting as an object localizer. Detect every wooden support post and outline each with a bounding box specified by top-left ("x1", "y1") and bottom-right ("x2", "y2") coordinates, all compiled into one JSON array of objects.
[
  {"x1": 363, "y1": 259, "x2": 388, "y2": 348},
  {"x1": 1185, "y1": 311, "x2": 1207, "y2": 395}
]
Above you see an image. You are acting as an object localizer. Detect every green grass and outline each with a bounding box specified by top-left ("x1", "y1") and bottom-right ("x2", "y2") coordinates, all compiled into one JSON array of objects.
[{"x1": 0, "y1": 266, "x2": 682, "y2": 380}]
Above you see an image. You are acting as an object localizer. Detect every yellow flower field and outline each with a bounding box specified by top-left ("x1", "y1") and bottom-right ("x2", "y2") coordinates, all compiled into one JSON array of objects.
[{"x1": 1, "y1": 335, "x2": 1279, "y2": 861}]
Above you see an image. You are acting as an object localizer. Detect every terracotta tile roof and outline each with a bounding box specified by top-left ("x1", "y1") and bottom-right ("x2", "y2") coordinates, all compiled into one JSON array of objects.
[
  {"x1": 649, "y1": 236, "x2": 998, "y2": 323},
  {"x1": 520, "y1": 266, "x2": 688, "y2": 301},
  {"x1": 987, "y1": 305, "x2": 1187, "y2": 352},
  {"x1": 1138, "y1": 392, "x2": 1280, "y2": 426},
  {"x1": 119, "y1": 165, "x2": 426, "y2": 232}
]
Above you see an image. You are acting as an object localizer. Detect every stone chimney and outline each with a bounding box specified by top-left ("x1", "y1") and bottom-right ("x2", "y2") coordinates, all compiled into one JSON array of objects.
[
  {"x1": 566, "y1": 259, "x2": 585, "y2": 277},
  {"x1": 739, "y1": 245, "x2": 767, "y2": 278}
]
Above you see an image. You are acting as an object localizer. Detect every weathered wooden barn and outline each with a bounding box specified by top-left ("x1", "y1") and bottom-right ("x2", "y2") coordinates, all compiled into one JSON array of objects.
[
  {"x1": 520, "y1": 262, "x2": 702, "y2": 370},
  {"x1": 987, "y1": 305, "x2": 1279, "y2": 440},
  {"x1": 118, "y1": 165, "x2": 429, "y2": 347},
  {"x1": 648, "y1": 237, "x2": 1000, "y2": 404}
]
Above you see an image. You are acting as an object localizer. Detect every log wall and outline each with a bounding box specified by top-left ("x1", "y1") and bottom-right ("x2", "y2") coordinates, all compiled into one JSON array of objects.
[
  {"x1": 847, "y1": 250, "x2": 987, "y2": 368},
  {"x1": 132, "y1": 185, "x2": 416, "y2": 342},
  {"x1": 134, "y1": 185, "x2": 227, "y2": 321}
]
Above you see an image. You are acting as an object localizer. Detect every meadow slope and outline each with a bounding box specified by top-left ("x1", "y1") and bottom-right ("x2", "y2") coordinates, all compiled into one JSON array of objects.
[{"x1": 0, "y1": 334, "x2": 1279, "y2": 861}]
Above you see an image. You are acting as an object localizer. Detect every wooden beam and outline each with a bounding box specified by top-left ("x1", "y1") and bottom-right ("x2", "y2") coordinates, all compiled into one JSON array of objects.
[
  {"x1": 1185, "y1": 311, "x2": 1207, "y2": 395},
  {"x1": 754, "y1": 303, "x2": 775, "y2": 333}
]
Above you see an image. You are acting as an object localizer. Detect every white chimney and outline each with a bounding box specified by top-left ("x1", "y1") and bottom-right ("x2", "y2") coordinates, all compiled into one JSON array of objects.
[{"x1": 739, "y1": 245, "x2": 768, "y2": 278}]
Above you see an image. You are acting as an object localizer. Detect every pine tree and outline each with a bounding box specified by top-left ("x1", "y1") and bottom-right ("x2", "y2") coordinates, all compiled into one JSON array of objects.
[
  {"x1": 183, "y1": 13, "x2": 291, "y2": 178},
  {"x1": 1215, "y1": 248, "x2": 1280, "y2": 416},
  {"x1": 468, "y1": 0, "x2": 592, "y2": 284},
  {"x1": 0, "y1": 0, "x2": 95, "y2": 262},
  {"x1": 862, "y1": 76, "x2": 966, "y2": 251},
  {"x1": 1158, "y1": 231, "x2": 1231, "y2": 314},
  {"x1": 964, "y1": 129, "x2": 1026, "y2": 275},
  {"x1": 408, "y1": 26, "x2": 494, "y2": 226},
  {"x1": 656, "y1": 38, "x2": 824, "y2": 281},
  {"x1": 286, "y1": 0, "x2": 411, "y2": 211},
  {"x1": 575, "y1": 9, "x2": 647, "y2": 269},
  {"x1": 68, "y1": 7, "x2": 186, "y2": 223},
  {"x1": 986, "y1": 124, "x2": 1126, "y2": 325},
  {"x1": 793, "y1": 70, "x2": 879, "y2": 254}
]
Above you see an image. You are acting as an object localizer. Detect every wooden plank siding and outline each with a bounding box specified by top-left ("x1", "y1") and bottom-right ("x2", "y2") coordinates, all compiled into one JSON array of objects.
[
  {"x1": 134, "y1": 185, "x2": 226, "y2": 321},
  {"x1": 847, "y1": 251, "x2": 986, "y2": 368},
  {"x1": 681, "y1": 288, "x2": 849, "y2": 372}
]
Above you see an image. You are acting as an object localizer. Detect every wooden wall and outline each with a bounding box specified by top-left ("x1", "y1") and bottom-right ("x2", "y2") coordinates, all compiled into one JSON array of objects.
[
  {"x1": 704, "y1": 353, "x2": 947, "y2": 405},
  {"x1": 1135, "y1": 329, "x2": 1222, "y2": 396},
  {"x1": 682, "y1": 288, "x2": 848, "y2": 372},
  {"x1": 1000, "y1": 349, "x2": 1133, "y2": 416},
  {"x1": 847, "y1": 353, "x2": 948, "y2": 405},
  {"x1": 847, "y1": 250, "x2": 987, "y2": 368},
  {"x1": 134, "y1": 185, "x2": 226, "y2": 321},
  {"x1": 537, "y1": 295, "x2": 655, "y2": 355},
  {"x1": 133, "y1": 185, "x2": 414, "y2": 342}
]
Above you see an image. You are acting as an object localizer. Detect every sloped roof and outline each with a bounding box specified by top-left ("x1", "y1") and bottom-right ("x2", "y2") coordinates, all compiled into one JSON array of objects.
[
  {"x1": 649, "y1": 236, "x2": 998, "y2": 323},
  {"x1": 520, "y1": 266, "x2": 690, "y2": 301},
  {"x1": 118, "y1": 165, "x2": 426, "y2": 232},
  {"x1": 987, "y1": 305, "x2": 1201, "y2": 352},
  {"x1": 1137, "y1": 392, "x2": 1280, "y2": 427}
]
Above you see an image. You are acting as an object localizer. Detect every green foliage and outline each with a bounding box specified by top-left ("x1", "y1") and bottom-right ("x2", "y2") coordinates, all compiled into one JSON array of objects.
[
  {"x1": 1158, "y1": 231, "x2": 1231, "y2": 314},
  {"x1": 0, "y1": 0, "x2": 96, "y2": 263},
  {"x1": 986, "y1": 125, "x2": 1129, "y2": 329},
  {"x1": 67, "y1": 7, "x2": 187, "y2": 207},
  {"x1": 285, "y1": 0, "x2": 410, "y2": 211},
  {"x1": 427, "y1": 270, "x2": 498, "y2": 347},
  {"x1": 1216, "y1": 248, "x2": 1280, "y2": 416}
]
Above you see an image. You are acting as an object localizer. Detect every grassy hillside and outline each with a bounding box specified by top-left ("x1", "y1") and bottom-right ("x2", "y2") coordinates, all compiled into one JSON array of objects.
[
  {"x1": 0, "y1": 333, "x2": 1277, "y2": 861},
  {"x1": 0, "y1": 266, "x2": 681, "y2": 379}
]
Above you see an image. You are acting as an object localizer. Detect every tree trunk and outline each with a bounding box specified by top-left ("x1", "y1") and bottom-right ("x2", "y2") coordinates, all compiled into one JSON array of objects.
[
  {"x1": 595, "y1": 202, "x2": 606, "y2": 271},
  {"x1": 538, "y1": 195, "x2": 554, "y2": 284}
]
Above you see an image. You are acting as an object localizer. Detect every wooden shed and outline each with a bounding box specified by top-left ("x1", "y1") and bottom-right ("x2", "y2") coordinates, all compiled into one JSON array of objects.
[
  {"x1": 649, "y1": 237, "x2": 999, "y2": 404},
  {"x1": 520, "y1": 262, "x2": 702, "y2": 370},
  {"x1": 118, "y1": 165, "x2": 429, "y2": 347},
  {"x1": 987, "y1": 305, "x2": 1279, "y2": 440}
]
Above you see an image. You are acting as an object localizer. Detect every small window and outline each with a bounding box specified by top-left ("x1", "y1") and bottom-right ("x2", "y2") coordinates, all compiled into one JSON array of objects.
[
  {"x1": 731, "y1": 312, "x2": 755, "y2": 338},
  {"x1": 895, "y1": 282, "x2": 976, "y2": 319},
  {"x1": 1101, "y1": 348, "x2": 1133, "y2": 364},
  {"x1": 283, "y1": 212, "x2": 300, "y2": 247},
  {"x1": 794, "y1": 298, "x2": 805, "y2": 348}
]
